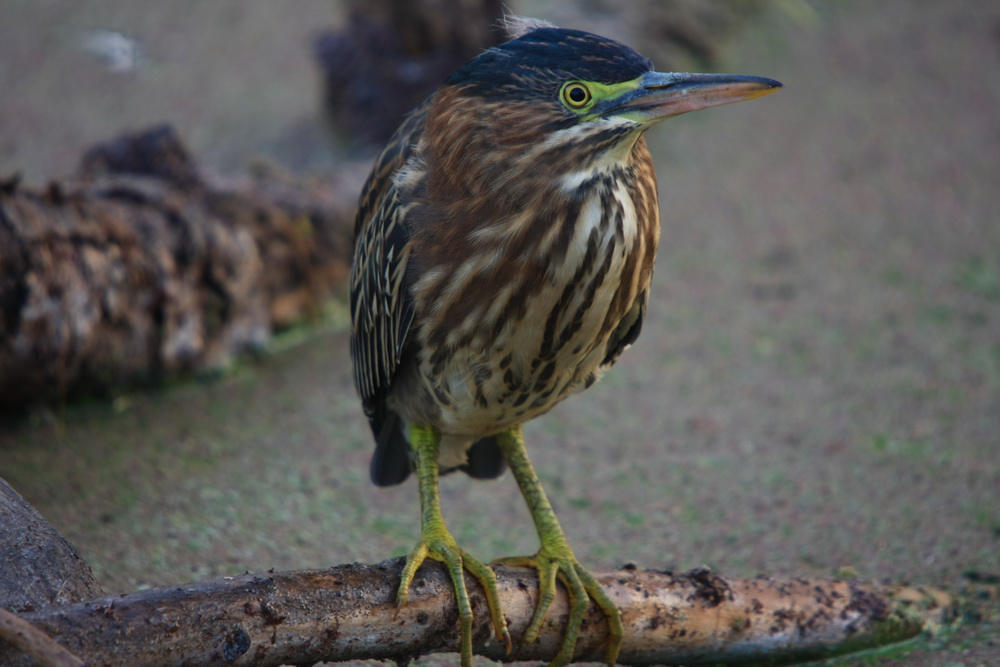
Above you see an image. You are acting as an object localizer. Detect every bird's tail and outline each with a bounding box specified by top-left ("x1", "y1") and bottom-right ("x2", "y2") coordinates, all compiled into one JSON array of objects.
[{"x1": 369, "y1": 413, "x2": 507, "y2": 485}]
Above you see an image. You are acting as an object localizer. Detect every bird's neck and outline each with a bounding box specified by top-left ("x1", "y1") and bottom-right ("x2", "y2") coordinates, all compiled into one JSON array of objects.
[
  {"x1": 426, "y1": 130, "x2": 648, "y2": 216},
  {"x1": 556, "y1": 129, "x2": 646, "y2": 194}
]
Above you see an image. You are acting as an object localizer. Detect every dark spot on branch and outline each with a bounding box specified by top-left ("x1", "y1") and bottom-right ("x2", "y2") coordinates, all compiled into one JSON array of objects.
[
  {"x1": 687, "y1": 567, "x2": 733, "y2": 606},
  {"x1": 221, "y1": 625, "x2": 251, "y2": 661}
]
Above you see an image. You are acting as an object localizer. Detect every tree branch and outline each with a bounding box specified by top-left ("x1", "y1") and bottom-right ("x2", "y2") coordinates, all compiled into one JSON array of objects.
[{"x1": 0, "y1": 559, "x2": 954, "y2": 666}]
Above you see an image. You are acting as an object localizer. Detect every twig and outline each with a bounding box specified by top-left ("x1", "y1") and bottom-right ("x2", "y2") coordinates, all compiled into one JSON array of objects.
[{"x1": 0, "y1": 607, "x2": 84, "y2": 667}]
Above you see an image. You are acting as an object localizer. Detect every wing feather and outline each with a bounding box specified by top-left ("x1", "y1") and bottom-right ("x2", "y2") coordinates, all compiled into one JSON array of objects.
[
  {"x1": 349, "y1": 102, "x2": 429, "y2": 435},
  {"x1": 602, "y1": 290, "x2": 646, "y2": 368}
]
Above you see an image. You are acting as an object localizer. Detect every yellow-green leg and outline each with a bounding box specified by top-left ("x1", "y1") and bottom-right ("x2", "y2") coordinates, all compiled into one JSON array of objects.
[
  {"x1": 397, "y1": 424, "x2": 511, "y2": 666},
  {"x1": 494, "y1": 425, "x2": 623, "y2": 666}
]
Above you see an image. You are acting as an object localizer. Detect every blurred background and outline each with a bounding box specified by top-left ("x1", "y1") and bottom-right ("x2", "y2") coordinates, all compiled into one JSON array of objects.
[{"x1": 1, "y1": 1, "x2": 998, "y2": 664}]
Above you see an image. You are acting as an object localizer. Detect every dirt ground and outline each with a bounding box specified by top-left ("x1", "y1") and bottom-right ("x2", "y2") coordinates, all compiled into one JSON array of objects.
[{"x1": 2, "y1": 1, "x2": 998, "y2": 665}]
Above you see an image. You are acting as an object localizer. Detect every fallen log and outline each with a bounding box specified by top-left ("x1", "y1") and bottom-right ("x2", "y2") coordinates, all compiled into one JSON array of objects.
[
  {"x1": 0, "y1": 559, "x2": 954, "y2": 666},
  {"x1": 0, "y1": 126, "x2": 360, "y2": 410}
]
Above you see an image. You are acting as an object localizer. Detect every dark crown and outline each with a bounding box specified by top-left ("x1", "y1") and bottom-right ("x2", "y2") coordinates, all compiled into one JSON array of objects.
[{"x1": 445, "y1": 28, "x2": 654, "y2": 101}]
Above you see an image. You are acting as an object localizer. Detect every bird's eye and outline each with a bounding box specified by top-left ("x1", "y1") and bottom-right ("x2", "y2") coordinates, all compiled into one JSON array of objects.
[{"x1": 561, "y1": 82, "x2": 592, "y2": 109}]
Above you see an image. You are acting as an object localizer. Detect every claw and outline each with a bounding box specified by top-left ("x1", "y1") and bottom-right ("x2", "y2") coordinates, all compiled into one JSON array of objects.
[
  {"x1": 495, "y1": 551, "x2": 622, "y2": 666},
  {"x1": 397, "y1": 539, "x2": 510, "y2": 666},
  {"x1": 400, "y1": 424, "x2": 511, "y2": 666}
]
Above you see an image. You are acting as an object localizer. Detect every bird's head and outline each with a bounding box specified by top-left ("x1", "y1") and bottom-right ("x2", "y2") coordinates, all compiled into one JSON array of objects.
[{"x1": 421, "y1": 25, "x2": 781, "y2": 196}]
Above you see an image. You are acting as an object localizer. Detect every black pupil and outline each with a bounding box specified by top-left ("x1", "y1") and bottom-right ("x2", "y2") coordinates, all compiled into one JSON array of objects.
[{"x1": 569, "y1": 86, "x2": 587, "y2": 103}]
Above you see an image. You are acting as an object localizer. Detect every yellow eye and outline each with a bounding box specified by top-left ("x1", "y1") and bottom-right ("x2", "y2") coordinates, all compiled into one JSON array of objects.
[{"x1": 561, "y1": 82, "x2": 592, "y2": 109}]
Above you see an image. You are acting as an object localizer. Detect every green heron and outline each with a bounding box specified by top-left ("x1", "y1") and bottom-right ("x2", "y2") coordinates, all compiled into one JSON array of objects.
[{"x1": 350, "y1": 20, "x2": 780, "y2": 666}]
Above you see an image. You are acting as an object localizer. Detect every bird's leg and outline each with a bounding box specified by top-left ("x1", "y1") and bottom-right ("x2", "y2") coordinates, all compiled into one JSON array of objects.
[
  {"x1": 494, "y1": 425, "x2": 623, "y2": 667},
  {"x1": 396, "y1": 424, "x2": 511, "y2": 666}
]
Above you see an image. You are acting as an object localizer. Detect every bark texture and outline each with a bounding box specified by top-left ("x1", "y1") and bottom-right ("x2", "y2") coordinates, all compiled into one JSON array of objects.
[
  {"x1": 0, "y1": 126, "x2": 360, "y2": 410},
  {"x1": 0, "y1": 560, "x2": 953, "y2": 666},
  {"x1": 0, "y1": 478, "x2": 104, "y2": 613}
]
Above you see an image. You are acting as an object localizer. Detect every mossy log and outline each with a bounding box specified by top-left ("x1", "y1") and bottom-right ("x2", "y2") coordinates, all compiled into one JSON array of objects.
[{"x1": 0, "y1": 126, "x2": 360, "y2": 410}]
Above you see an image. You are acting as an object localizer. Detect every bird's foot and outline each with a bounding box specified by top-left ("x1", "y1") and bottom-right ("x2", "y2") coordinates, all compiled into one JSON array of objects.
[
  {"x1": 494, "y1": 542, "x2": 623, "y2": 667},
  {"x1": 397, "y1": 524, "x2": 511, "y2": 666}
]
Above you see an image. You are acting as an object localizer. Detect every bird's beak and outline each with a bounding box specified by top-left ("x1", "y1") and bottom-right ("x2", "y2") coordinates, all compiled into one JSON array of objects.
[{"x1": 610, "y1": 71, "x2": 782, "y2": 123}]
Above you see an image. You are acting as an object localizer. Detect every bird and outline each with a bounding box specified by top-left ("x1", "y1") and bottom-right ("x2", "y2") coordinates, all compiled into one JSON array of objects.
[{"x1": 350, "y1": 18, "x2": 780, "y2": 666}]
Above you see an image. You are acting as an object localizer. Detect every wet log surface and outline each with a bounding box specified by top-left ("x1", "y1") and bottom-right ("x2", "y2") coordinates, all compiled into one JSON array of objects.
[{"x1": 0, "y1": 126, "x2": 359, "y2": 410}]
